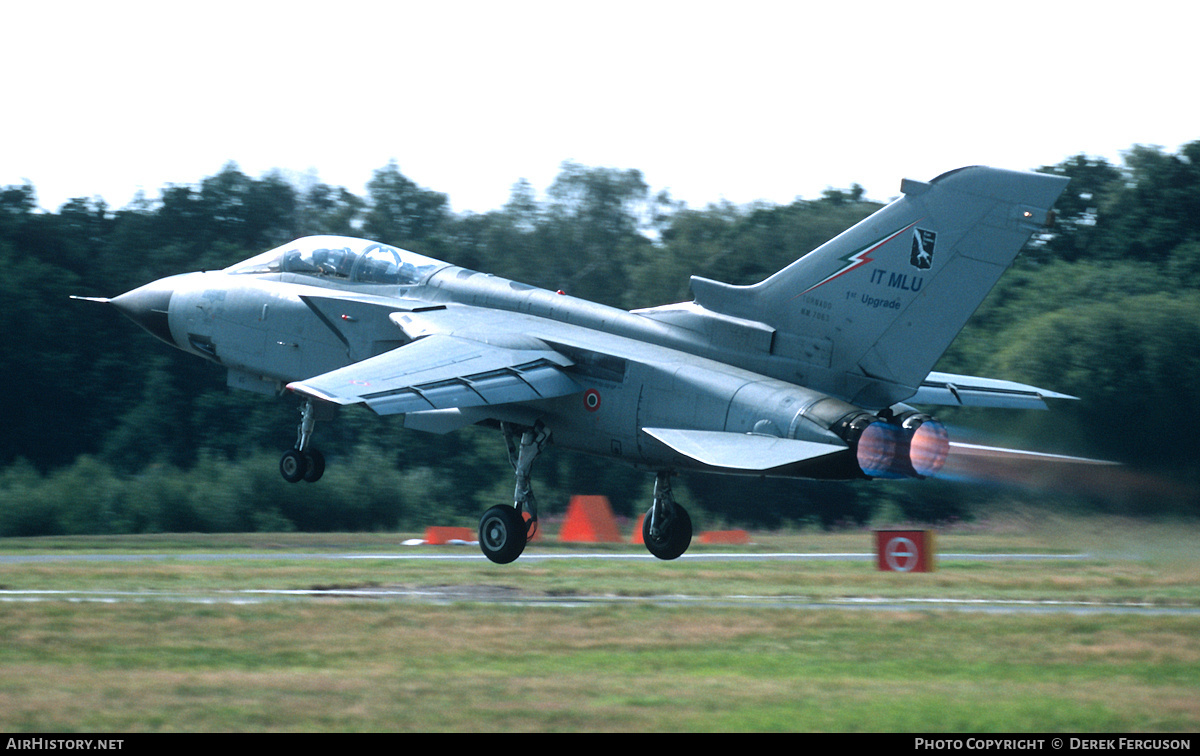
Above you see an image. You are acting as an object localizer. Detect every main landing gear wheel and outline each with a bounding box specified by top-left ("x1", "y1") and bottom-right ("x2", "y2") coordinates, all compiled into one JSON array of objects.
[
  {"x1": 477, "y1": 421, "x2": 548, "y2": 564},
  {"x1": 478, "y1": 505, "x2": 528, "y2": 564},
  {"x1": 642, "y1": 471, "x2": 692, "y2": 560},
  {"x1": 279, "y1": 448, "x2": 325, "y2": 483},
  {"x1": 642, "y1": 503, "x2": 692, "y2": 560}
]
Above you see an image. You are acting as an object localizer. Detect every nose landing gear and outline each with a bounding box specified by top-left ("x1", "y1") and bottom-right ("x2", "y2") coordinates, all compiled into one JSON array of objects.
[
  {"x1": 280, "y1": 399, "x2": 326, "y2": 483},
  {"x1": 279, "y1": 447, "x2": 325, "y2": 483}
]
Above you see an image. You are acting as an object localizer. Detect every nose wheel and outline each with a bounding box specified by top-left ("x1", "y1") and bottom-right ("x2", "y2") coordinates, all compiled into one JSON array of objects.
[
  {"x1": 280, "y1": 399, "x2": 326, "y2": 483},
  {"x1": 280, "y1": 447, "x2": 325, "y2": 483}
]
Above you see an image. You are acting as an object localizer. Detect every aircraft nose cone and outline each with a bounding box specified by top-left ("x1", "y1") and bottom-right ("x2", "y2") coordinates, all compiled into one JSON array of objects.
[{"x1": 111, "y1": 280, "x2": 175, "y2": 346}]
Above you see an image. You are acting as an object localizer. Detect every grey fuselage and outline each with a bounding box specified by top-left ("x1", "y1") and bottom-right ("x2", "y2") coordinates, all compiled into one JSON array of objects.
[{"x1": 144, "y1": 261, "x2": 864, "y2": 477}]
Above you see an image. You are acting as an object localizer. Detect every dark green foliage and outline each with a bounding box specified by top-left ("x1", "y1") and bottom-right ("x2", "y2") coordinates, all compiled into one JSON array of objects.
[
  {"x1": 992, "y1": 293, "x2": 1200, "y2": 475},
  {"x1": 3, "y1": 143, "x2": 1198, "y2": 535},
  {"x1": 363, "y1": 160, "x2": 449, "y2": 250}
]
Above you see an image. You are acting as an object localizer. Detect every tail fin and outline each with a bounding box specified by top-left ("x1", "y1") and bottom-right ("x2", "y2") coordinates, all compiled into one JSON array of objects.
[{"x1": 689, "y1": 166, "x2": 1069, "y2": 407}]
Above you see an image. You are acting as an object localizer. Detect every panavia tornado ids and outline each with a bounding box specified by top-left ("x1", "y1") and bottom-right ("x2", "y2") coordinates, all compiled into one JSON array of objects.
[{"x1": 79, "y1": 166, "x2": 1080, "y2": 563}]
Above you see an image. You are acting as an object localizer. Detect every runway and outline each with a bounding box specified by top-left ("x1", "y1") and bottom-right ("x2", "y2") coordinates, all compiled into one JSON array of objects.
[
  {"x1": 0, "y1": 550, "x2": 1090, "y2": 564},
  {"x1": 2, "y1": 549, "x2": 1196, "y2": 615},
  {"x1": 0, "y1": 585, "x2": 1195, "y2": 615}
]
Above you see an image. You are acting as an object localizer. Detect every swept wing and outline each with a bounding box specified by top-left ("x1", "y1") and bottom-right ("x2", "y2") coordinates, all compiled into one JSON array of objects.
[{"x1": 287, "y1": 332, "x2": 580, "y2": 415}]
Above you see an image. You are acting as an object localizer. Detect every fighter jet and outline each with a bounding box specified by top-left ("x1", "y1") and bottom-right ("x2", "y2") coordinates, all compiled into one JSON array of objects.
[{"x1": 79, "y1": 166, "x2": 1081, "y2": 563}]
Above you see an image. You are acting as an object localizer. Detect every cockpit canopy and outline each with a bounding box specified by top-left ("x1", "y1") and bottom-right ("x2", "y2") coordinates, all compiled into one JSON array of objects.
[{"x1": 226, "y1": 236, "x2": 449, "y2": 286}]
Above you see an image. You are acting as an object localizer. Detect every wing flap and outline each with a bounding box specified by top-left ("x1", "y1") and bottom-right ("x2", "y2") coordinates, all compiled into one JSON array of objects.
[
  {"x1": 910, "y1": 371, "x2": 1077, "y2": 409},
  {"x1": 287, "y1": 333, "x2": 579, "y2": 415},
  {"x1": 642, "y1": 427, "x2": 845, "y2": 471}
]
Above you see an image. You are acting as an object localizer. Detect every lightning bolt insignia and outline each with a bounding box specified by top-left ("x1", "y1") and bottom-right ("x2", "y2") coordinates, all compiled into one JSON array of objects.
[{"x1": 796, "y1": 221, "x2": 921, "y2": 297}]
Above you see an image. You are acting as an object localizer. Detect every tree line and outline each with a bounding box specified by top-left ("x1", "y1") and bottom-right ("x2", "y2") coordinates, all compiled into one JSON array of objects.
[{"x1": 2, "y1": 144, "x2": 1198, "y2": 536}]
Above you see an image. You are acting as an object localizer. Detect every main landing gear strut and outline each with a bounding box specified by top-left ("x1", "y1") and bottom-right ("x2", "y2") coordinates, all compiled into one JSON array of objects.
[
  {"x1": 478, "y1": 422, "x2": 549, "y2": 564},
  {"x1": 279, "y1": 399, "x2": 326, "y2": 483}
]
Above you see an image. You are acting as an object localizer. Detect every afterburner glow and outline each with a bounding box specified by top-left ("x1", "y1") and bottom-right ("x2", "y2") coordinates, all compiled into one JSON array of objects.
[
  {"x1": 856, "y1": 422, "x2": 901, "y2": 478},
  {"x1": 909, "y1": 419, "x2": 950, "y2": 477}
]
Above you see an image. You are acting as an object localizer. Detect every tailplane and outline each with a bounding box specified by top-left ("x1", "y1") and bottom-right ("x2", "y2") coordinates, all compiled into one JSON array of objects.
[{"x1": 686, "y1": 166, "x2": 1068, "y2": 407}]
